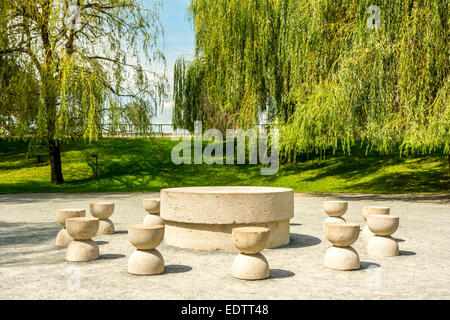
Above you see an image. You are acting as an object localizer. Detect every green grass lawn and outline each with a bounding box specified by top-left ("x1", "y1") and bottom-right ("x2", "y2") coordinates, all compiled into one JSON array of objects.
[{"x1": 0, "y1": 138, "x2": 448, "y2": 194}]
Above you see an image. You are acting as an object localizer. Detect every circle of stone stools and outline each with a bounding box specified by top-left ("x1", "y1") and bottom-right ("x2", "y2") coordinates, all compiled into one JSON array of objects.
[
  {"x1": 89, "y1": 203, "x2": 115, "y2": 235},
  {"x1": 367, "y1": 214, "x2": 399, "y2": 257},
  {"x1": 143, "y1": 198, "x2": 165, "y2": 226},
  {"x1": 127, "y1": 224, "x2": 165, "y2": 275},
  {"x1": 324, "y1": 222, "x2": 360, "y2": 271},
  {"x1": 231, "y1": 227, "x2": 270, "y2": 280},
  {"x1": 56, "y1": 209, "x2": 86, "y2": 247},
  {"x1": 361, "y1": 206, "x2": 390, "y2": 240},
  {"x1": 65, "y1": 217, "x2": 100, "y2": 262},
  {"x1": 323, "y1": 201, "x2": 348, "y2": 230}
]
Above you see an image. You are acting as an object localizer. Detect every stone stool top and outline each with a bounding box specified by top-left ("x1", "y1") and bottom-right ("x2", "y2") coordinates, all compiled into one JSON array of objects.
[
  {"x1": 66, "y1": 217, "x2": 99, "y2": 240},
  {"x1": 323, "y1": 201, "x2": 348, "y2": 217},
  {"x1": 363, "y1": 206, "x2": 390, "y2": 221},
  {"x1": 89, "y1": 203, "x2": 115, "y2": 219},
  {"x1": 128, "y1": 224, "x2": 164, "y2": 250},
  {"x1": 57, "y1": 209, "x2": 86, "y2": 228},
  {"x1": 143, "y1": 198, "x2": 161, "y2": 214},
  {"x1": 324, "y1": 222, "x2": 360, "y2": 247},
  {"x1": 367, "y1": 215, "x2": 399, "y2": 236},
  {"x1": 232, "y1": 227, "x2": 270, "y2": 254}
]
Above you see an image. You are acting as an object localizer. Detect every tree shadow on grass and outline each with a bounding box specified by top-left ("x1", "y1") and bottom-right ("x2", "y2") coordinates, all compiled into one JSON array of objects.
[
  {"x1": 2, "y1": 137, "x2": 447, "y2": 196},
  {"x1": 267, "y1": 154, "x2": 448, "y2": 195}
]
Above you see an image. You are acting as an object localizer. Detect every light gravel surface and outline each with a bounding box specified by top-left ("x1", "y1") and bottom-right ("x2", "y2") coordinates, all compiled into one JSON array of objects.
[{"x1": 0, "y1": 192, "x2": 449, "y2": 300}]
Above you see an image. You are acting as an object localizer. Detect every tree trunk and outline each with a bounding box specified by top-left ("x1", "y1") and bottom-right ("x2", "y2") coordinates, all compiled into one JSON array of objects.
[{"x1": 48, "y1": 139, "x2": 64, "y2": 185}]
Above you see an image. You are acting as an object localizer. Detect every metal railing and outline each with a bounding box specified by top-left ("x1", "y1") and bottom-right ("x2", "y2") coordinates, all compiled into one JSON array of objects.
[{"x1": 100, "y1": 123, "x2": 274, "y2": 138}]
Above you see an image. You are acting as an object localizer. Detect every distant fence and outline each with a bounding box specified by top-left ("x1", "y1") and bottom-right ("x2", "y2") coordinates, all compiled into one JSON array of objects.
[{"x1": 100, "y1": 123, "x2": 274, "y2": 138}]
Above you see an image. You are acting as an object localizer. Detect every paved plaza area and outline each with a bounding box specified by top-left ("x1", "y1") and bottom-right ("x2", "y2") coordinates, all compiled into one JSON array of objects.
[{"x1": 0, "y1": 192, "x2": 449, "y2": 299}]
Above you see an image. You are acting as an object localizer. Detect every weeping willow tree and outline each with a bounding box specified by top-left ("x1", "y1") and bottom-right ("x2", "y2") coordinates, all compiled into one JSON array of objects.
[
  {"x1": 173, "y1": 0, "x2": 449, "y2": 163},
  {"x1": 0, "y1": 0, "x2": 167, "y2": 184}
]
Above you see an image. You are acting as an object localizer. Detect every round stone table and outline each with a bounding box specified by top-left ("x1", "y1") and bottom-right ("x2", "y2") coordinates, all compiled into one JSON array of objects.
[{"x1": 160, "y1": 186, "x2": 294, "y2": 251}]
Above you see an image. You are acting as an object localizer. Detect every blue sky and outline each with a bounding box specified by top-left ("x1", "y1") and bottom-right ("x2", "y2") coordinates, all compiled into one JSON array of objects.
[{"x1": 143, "y1": 0, "x2": 195, "y2": 123}]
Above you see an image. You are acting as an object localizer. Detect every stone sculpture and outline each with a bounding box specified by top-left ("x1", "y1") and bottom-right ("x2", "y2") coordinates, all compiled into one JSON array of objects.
[
  {"x1": 56, "y1": 209, "x2": 86, "y2": 247},
  {"x1": 361, "y1": 206, "x2": 390, "y2": 240},
  {"x1": 89, "y1": 203, "x2": 115, "y2": 235},
  {"x1": 231, "y1": 227, "x2": 271, "y2": 280},
  {"x1": 324, "y1": 222, "x2": 360, "y2": 271},
  {"x1": 367, "y1": 214, "x2": 400, "y2": 257},
  {"x1": 323, "y1": 201, "x2": 348, "y2": 230},
  {"x1": 127, "y1": 224, "x2": 165, "y2": 275},
  {"x1": 143, "y1": 198, "x2": 165, "y2": 226},
  {"x1": 65, "y1": 217, "x2": 100, "y2": 262}
]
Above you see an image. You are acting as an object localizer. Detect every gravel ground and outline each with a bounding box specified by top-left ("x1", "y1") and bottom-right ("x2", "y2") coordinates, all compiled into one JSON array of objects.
[{"x1": 0, "y1": 192, "x2": 449, "y2": 300}]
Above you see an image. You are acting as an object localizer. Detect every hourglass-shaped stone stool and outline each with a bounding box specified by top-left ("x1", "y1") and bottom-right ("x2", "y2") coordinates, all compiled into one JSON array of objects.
[
  {"x1": 324, "y1": 222, "x2": 360, "y2": 271},
  {"x1": 323, "y1": 201, "x2": 348, "y2": 231},
  {"x1": 128, "y1": 225, "x2": 165, "y2": 275},
  {"x1": 65, "y1": 217, "x2": 100, "y2": 262},
  {"x1": 361, "y1": 206, "x2": 390, "y2": 240},
  {"x1": 89, "y1": 203, "x2": 115, "y2": 235},
  {"x1": 231, "y1": 227, "x2": 270, "y2": 280},
  {"x1": 56, "y1": 209, "x2": 86, "y2": 247},
  {"x1": 143, "y1": 198, "x2": 165, "y2": 226},
  {"x1": 367, "y1": 215, "x2": 399, "y2": 257}
]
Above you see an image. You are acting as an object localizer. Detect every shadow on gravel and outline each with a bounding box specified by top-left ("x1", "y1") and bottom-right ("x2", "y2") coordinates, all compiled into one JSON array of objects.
[
  {"x1": 0, "y1": 221, "x2": 59, "y2": 247},
  {"x1": 0, "y1": 192, "x2": 160, "y2": 204},
  {"x1": 164, "y1": 264, "x2": 192, "y2": 274},
  {"x1": 99, "y1": 254, "x2": 126, "y2": 260},
  {"x1": 270, "y1": 269, "x2": 295, "y2": 279},
  {"x1": 360, "y1": 262, "x2": 381, "y2": 270},
  {"x1": 277, "y1": 233, "x2": 321, "y2": 249},
  {"x1": 399, "y1": 250, "x2": 416, "y2": 256}
]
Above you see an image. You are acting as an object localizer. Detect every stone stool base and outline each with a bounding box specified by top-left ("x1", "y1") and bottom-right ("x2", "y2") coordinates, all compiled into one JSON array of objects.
[
  {"x1": 367, "y1": 235, "x2": 399, "y2": 257},
  {"x1": 97, "y1": 219, "x2": 115, "y2": 235},
  {"x1": 66, "y1": 239, "x2": 99, "y2": 262},
  {"x1": 128, "y1": 249, "x2": 164, "y2": 275},
  {"x1": 56, "y1": 229, "x2": 74, "y2": 247},
  {"x1": 143, "y1": 214, "x2": 165, "y2": 226},
  {"x1": 232, "y1": 253, "x2": 270, "y2": 280},
  {"x1": 361, "y1": 225, "x2": 375, "y2": 240},
  {"x1": 324, "y1": 246, "x2": 360, "y2": 271}
]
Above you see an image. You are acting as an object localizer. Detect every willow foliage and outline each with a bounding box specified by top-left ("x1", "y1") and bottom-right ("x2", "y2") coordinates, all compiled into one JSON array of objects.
[
  {"x1": 0, "y1": 0, "x2": 167, "y2": 141},
  {"x1": 173, "y1": 0, "x2": 449, "y2": 157},
  {"x1": 0, "y1": 0, "x2": 167, "y2": 184}
]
